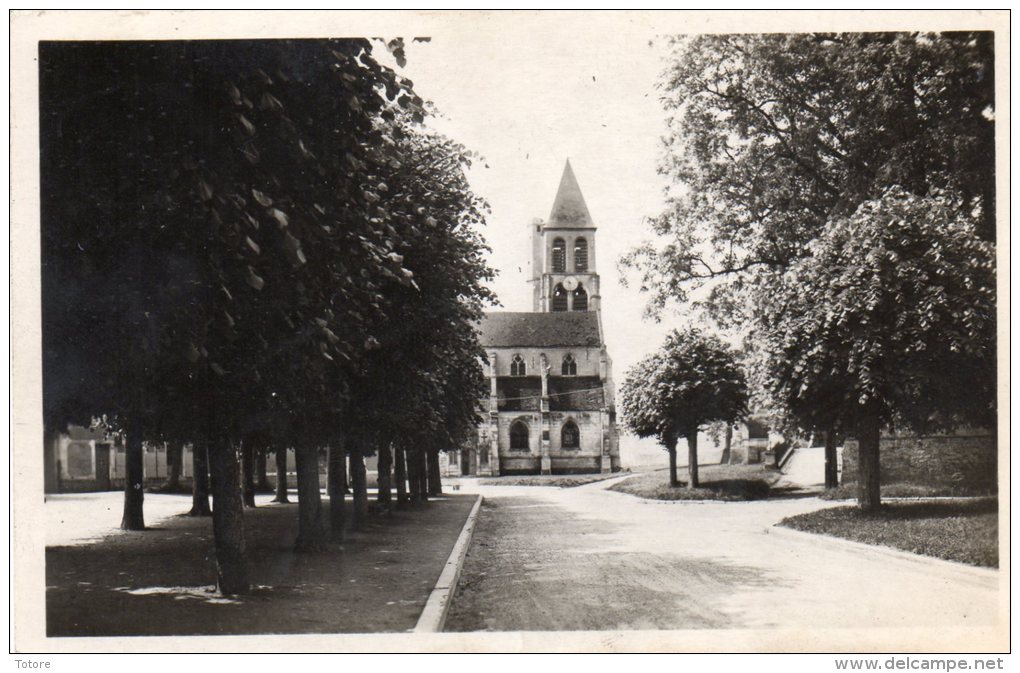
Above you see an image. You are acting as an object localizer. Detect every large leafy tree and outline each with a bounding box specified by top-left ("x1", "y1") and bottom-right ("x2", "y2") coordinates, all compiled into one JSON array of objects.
[
  {"x1": 623, "y1": 32, "x2": 997, "y2": 504},
  {"x1": 756, "y1": 190, "x2": 995, "y2": 510},
  {"x1": 620, "y1": 329, "x2": 748, "y2": 488},
  {"x1": 40, "y1": 39, "x2": 436, "y2": 590}
]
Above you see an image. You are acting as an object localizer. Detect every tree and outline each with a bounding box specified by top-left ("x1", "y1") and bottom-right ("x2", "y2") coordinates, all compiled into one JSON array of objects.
[
  {"x1": 620, "y1": 329, "x2": 748, "y2": 488},
  {"x1": 755, "y1": 190, "x2": 995, "y2": 511},
  {"x1": 622, "y1": 32, "x2": 997, "y2": 501}
]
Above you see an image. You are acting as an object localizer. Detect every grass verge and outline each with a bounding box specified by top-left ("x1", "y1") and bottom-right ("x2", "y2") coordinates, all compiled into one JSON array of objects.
[
  {"x1": 820, "y1": 483, "x2": 997, "y2": 500},
  {"x1": 477, "y1": 472, "x2": 624, "y2": 488},
  {"x1": 609, "y1": 464, "x2": 782, "y2": 501},
  {"x1": 780, "y1": 498, "x2": 998, "y2": 567}
]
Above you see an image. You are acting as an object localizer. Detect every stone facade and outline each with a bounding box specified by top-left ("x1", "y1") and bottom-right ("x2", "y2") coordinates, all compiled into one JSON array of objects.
[
  {"x1": 841, "y1": 430, "x2": 997, "y2": 493},
  {"x1": 456, "y1": 161, "x2": 620, "y2": 475}
]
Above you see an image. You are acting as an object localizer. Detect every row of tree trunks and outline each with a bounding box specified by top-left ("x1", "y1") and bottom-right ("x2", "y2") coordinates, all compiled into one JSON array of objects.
[
  {"x1": 120, "y1": 416, "x2": 146, "y2": 530},
  {"x1": 351, "y1": 450, "x2": 368, "y2": 530},
  {"x1": 427, "y1": 446, "x2": 442, "y2": 497},
  {"x1": 327, "y1": 443, "x2": 346, "y2": 541},
  {"x1": 686, "y1": 433, "x2": 700, "y2": 490},
  {"x1": 189, "y1": 438, "x2": 212, "y2": 516},
  {"x1": 824, "y1": 426, "x2": 839, "y2": 490},
  {"x1": 241, "y1": 441, "x2": 256, "y2": 508},
  {"x1": 856, "y1": 405, "x2": 882, "y2": 513},
  {"x1": 209, "y1": 436, "x2": 249, "y2": 594},
  {"x1": 255, "y1": 449, "x2": 272, "y2": 493},
  {"x1": 394, "y1": 445, "x2": 408, "y2": 506},
  {"x1": 294, "y1": 443, "x2": 327, "y2": 552},
  {"x1": 164, "y1": 441, "x2": 183, "y2": 491},
  {"x1": 273, "y1": 448, "x2": 290, "y2": 503},
  {"x1": 377, "y1": 444, "x2": 392, "y2": 504},
  {"x1": 665, "y1": 435, "x2": 679, "y2": 487}
]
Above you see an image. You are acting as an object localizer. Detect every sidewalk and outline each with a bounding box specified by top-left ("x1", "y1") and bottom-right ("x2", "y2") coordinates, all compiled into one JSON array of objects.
[{"x1": 46, "y1": 492, "x2": 478, "y2": 636}]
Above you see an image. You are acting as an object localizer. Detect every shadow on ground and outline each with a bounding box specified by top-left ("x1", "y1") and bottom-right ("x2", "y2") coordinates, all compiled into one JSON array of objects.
[{"x1": 46, "y1": 494, "x2": 476, "y2": 636}]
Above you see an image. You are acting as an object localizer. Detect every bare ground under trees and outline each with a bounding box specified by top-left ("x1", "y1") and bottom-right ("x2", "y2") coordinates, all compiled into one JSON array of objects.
[{"x1": 46, "y1": 493, "x2": 476, "y2": 636}]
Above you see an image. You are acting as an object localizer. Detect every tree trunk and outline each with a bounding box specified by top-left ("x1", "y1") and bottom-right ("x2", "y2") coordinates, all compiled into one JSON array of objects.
[
  {"x1": 350, "y1": 450, "x2": 368, "y2": 530},
  {"x1": 377, "y1": 444, "x2": 393, "y2": 504},
  {"x1": 294, "y1": 444, "x2": 327, "y2": 552},
  {"x1": 406, "y1": 447, "x2": 421, "y2": 505},
  {"x1": 417, "y1": 449, "x2": 429, "y2": 503},
  {"x1": 427, "y1": 446, "x2": 442, "y2": 496},
  {"x1": 188, "y1": 439, "x2": 212, "y2": 516},
  {"x1": 327, "y1": 443, "x2": 346, "y2": 541},
  {"x1": 165, "y1": 441, "x2": 183, "y2": 491},
  {"x1": 272, "y1": 447, "x2": 290, "y2": 503},
  {"x1": 824, "y1": 426, "x2": 839, "y2": 490},
  {"x1": 121, "y1": 418, "x2": 145, "y2": 530},
  {"x1": 208, "y1": 437, "x2": 249, "y2": 594},
  {"x1": 665, "y1": 436, "x2": 678, "y2": 487},
  {"x1": 686, "y1": 432, "x2": 700, "y2": 490},
  {"x1": 241, "y1": 441, "x2": 256, "y2": 508},
  {"x1": 394, "y1": 445, "x2": 408, "y2": 506},
  {"x1": 856, "y1": 406, "x2": 882, "y2": 512},
  {"x1": 255, "y1": 448, "x2": 272, "y2": 493}
]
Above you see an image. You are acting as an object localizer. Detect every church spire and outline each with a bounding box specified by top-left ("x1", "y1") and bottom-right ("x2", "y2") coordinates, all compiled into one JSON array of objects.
[{"x1": 547, "y1": 159, "x2": 594, "y2": 228}]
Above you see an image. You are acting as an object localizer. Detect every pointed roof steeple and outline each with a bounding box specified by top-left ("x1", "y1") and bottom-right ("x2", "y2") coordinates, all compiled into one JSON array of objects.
[{"x1": 547, "y1": 159, "x2": 594, "y2": 228}]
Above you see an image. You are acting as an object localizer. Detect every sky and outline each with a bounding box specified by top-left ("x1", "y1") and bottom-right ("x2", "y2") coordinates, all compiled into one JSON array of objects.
[
  {"x1": 375, "y1": 20, "x2": 696, "y2": 461},
  {"x1": 390, "y1": 26, "x2": 686, "y2": 375}
]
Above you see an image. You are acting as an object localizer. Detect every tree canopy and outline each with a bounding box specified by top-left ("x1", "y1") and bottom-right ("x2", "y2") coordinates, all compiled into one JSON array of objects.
[
  {"x1": 622, "y1": 32, "x2": 997, "y2": 507},
  {"x1": 620, "y1": 328, "x2": 748, "y2": 487}
]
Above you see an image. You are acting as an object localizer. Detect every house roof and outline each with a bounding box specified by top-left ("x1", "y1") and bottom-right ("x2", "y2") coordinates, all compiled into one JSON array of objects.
[
  {"x1": 477, "y1": 311, "x2": 602, "y2": 348},
  {"x1": 547, "y1": 160, "x2": 594, "y2": 228}
]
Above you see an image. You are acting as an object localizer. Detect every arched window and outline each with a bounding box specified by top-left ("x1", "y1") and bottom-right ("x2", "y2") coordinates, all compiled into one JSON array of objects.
[
  {"x1": 574, "y1": 238, "x2": 588, "y2": 272},
  {"x1": 551, "y1": 284, "x2": 569, "y2": 312},
  {"x1": 561, "y1": 353, "x2": 577, "y2": 376},
  {"x1": 551, "y1": 238, "x2": 566, "y2": 273},
  {"x1": 510, "y1": 420, "x2": 530, "y2": 451},
  {"x1": 572, "y1": 284, "x2": 588, "y2": 312},
  {"x1": 510, "y1": 354, "x2": 526, "y2": 377},
  {"x1": 561, "y1": 420, "x2": 580, "y2": 449}
]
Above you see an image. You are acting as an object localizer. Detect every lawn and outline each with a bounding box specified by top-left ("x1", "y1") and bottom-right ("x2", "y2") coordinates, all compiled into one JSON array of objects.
[
  {"x1": 820, "y1": 482, "x2": 997, "y2": 500},
  {"x1": 609, "y1": 464, "x2": 782, "y2": 501},
  {"x1": 780, "y1": 498, "x2": 999, "y2": 567},
  {"x1": 478, "y1": 472, "x2": 624, "y2": 488}
]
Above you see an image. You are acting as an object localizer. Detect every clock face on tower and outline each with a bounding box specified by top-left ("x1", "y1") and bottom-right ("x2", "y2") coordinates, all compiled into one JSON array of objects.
[{"x1": 562, "y1": 276, "x2": 579, "y2": 291}]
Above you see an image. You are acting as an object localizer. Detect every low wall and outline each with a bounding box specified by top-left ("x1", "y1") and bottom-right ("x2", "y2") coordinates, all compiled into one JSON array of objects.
[{"x1": 841, "y1": 431, "x2": 997, "y2": 493}]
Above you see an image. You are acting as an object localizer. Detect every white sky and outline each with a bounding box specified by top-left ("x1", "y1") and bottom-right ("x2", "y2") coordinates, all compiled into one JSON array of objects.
[{"x1": 392, "y1": 24, "x2": 687, "y2": 391}]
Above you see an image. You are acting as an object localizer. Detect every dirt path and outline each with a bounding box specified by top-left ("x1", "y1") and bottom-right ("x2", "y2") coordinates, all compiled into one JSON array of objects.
[
  {"x1": 445, "y1": 480, "x2": 1000, "y2": 632},
  {"x1": 46, "y1": 493, "x2": 476, "y2": 636}
]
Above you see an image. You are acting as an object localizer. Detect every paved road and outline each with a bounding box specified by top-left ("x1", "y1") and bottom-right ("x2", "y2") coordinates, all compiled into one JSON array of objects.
[{"x1": 445, "y1": 477, "x2": 1001, "y2": 634}]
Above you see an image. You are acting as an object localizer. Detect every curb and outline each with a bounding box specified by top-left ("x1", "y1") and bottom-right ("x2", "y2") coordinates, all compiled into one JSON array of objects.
[
  {"x1": 767, "y1": 522, "x2": 1000, "y2": 582},
  {"x1": 413, "y1": 493, "x2": 483, "y2": 633}
]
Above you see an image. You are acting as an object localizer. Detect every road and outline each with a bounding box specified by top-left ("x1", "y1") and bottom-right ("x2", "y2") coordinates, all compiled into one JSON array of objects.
[{"x1": 445, "y1": 477, "x2": 1001, "y2": 634}]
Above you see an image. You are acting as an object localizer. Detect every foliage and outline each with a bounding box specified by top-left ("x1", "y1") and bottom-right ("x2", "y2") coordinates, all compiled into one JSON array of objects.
[
  {"x1": 754, "y1": 189, "x2": 996, "y2": 434},
  {"x1": 623, "y1": 31, "x2": 994, "y2": 323},
  {"x1": 619, "y1": 328, "x2": 748, "y2": 445}
]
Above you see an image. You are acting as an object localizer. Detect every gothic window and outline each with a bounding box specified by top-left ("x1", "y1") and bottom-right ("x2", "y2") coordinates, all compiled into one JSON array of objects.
[
  {"x1": 574, "y1": 237, "x2": 588, "y2": 272},
  {"x1": 572, "y1": 284, "x2": 588, "y2": 312},
  {"x1": 551, "y1": 284, "x2": 569, "y2": 312},
  {"x1": 551, "y1": 238, "x2": 566, "y2": 272},
  {"x1": 561, "y1": 420, "x2": 580, "y2": 449},
  {"x1": 510, "y1": 420, "x2": 530, "y2": 451},
  {"x1": 561, "y1": 353, "x2": 577, "y2": 376},
  {"x1": 510, "y1": 354, "x2": 526, "y2": 377}
]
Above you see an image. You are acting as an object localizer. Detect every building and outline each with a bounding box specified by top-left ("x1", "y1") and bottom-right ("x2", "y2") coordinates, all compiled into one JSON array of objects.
[{"x1": 457, "y1": 160, "x2": 621, "y2": 475}]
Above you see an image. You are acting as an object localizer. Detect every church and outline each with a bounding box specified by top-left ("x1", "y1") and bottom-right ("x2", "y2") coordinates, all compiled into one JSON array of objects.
[{"x1": 457, "y1": 161, "x2": 621, "y2": 476}]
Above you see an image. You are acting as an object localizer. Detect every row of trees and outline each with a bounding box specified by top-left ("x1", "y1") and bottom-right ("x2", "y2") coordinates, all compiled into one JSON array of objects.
[
  {"x1": 41, "y1": 39, "x2": 494, "y2": 592},
  {"x1": 621, "y1": 32, "x2": 996, "y2": 510}
]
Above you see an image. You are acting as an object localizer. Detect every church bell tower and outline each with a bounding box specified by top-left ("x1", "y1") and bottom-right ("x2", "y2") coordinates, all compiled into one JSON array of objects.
[{"x1": 531, "y1": 160, "x2": 601, "y2": 313}]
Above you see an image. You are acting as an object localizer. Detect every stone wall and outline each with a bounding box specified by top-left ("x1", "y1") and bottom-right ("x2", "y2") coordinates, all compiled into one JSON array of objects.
[{"x1": 841, "y1": 431, "x2": 997, "y2": 493}]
